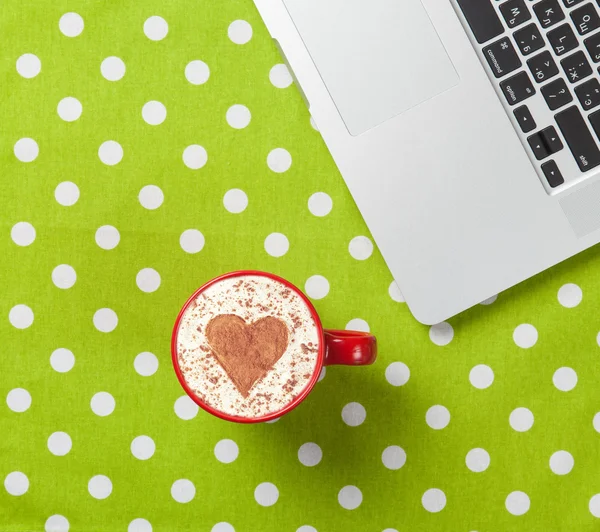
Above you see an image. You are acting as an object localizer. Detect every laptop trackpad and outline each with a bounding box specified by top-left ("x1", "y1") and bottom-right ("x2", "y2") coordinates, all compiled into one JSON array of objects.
[{"x1": 283, "y1": 0, "x2": 459, "y2": 136}]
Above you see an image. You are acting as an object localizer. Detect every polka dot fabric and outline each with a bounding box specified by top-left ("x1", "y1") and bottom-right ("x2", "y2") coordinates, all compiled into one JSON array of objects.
[{"x1": 2, "y1": 2, "x2": 600, "y2": 531}]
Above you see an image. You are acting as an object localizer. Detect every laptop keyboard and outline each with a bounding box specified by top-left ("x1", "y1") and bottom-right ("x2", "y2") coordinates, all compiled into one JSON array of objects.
[{"x1": 455, "y1": 0, "x2": 600, "y2": 192}]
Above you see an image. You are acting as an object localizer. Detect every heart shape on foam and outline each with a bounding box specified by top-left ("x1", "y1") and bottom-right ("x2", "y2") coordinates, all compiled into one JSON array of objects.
[{"x1": 205, "y1": 314, "x2": 289, "y2": 397}]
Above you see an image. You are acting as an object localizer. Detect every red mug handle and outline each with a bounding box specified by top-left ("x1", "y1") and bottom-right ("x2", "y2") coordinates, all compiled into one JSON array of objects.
[{"x1": 323, "y1": 330, "x2": 377, "y2": 366}]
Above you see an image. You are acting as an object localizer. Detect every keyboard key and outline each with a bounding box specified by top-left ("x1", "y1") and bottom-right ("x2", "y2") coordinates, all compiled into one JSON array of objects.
[
  {"x1": 561, "y1": 51, "x2": 593, "y2": 83},
  {"x1": 528, "y1": 132, "x2": 550, "y2": 159},
  {"x1": 514, "y1": 24, "x2": 545, "y2": 56},
  {"x1": 589, "y1": 109, "x2": 600, "y2": 139},
  {"x1": 500, "y1": 71, "x2": 536, "y2": 105},
  {"x1": 541, "y1": 78, "x2": 574, "y2": 110},
  {"x1": 540, "y1": 126, "x2": 564, "y2": 153},
  {"x1": 483, "y1": 37, "x2": 522, "y2": 78},
  {"x1": 456, "y1": 0, "x2": 505, "y2": 44},
  {"x1": 555, "y1": 106, "x2": 600, "y2": 171},
  {"x1": 541, "y1": 160, "x2": 565, "y2": 188},
  {"x1": 500, "y1": 0, "x2": 532, "y2": 28},
  {"x1": 562, "y1": 0, "x2": 585, "y2": 6},
  {"x1": 527, "y1": 51, "x2": 559, "y2": 83},
  {"x1": 534, "y1": 0, "x2": 566, "y2": 28},
  {"x1": 547, "y1": 24, "x2": 579, "y2": 56},
  {"x1": 514, "y1": 105, "x2": 537, "y2": 132},
  {"x1": 571, "y1": 3, "x2": 600, "y2": 35},
  {"x1": 575, "y1": 78, "x2": 600, "y2": 110},
  {"x1": 584, "y1": 32, "x2": 600, "y2": 62}
]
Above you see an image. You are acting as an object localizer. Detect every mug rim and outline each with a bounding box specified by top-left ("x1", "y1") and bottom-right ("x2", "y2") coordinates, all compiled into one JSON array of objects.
[{"x1": 171, "y1": 270, "x2": 325, "y2": 424}]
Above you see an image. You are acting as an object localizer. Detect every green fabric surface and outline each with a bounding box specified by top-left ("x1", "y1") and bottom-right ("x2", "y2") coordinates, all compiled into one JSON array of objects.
[{"x1": 3, "y1": 1, "x2": 600, "y2": 531}]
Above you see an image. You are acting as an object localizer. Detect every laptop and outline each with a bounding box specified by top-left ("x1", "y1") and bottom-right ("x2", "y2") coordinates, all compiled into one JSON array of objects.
[{"x1": 253, "y1": 0, "x2": 600, "y2": 324}]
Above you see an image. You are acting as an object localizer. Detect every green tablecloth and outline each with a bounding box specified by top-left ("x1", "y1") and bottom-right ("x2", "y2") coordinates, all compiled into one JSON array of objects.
[{"x1": 3, "y1": 1, "x2": 600, "y2": 531}]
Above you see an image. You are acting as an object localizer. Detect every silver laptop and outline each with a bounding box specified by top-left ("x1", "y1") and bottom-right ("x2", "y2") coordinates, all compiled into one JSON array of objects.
[{"x1": 253, "y1": 0, "x2": 600, "y2": 324}]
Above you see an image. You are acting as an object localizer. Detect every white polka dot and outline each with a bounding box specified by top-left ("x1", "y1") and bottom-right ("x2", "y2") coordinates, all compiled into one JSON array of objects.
[
  {"x1": 223, "y1": 189, "x2": 248, "y2": 213},
  {"x1": 267, "y1": 148, "x2": 292, "y2": 173},
  {"x1": 422, "y1": 489, "x2": 446, "y2": 513},
  {"x1": 54, "y1": 181, "x2": 80, "y2": 206},
  {"x1": 138, "y1": 185, "x2": 164, "y2": 210},
  {"x1": 597, "y1": 331, "x2": 600, "y2": 347},
  {"x1": 98, "y1": 141, "x2": 123, "y2": 166},
  {"x1": 93, "y1": 308, "x2": 118, "y2": 333},
  {"x1": 513, "y1": 324, "x2": 538, "y2": 348},
  {"x1": 171, "y1": 479, "x2": 195, "y2": 503},
  {"x1": 341, "y1": 402, "x2": 366, "y2": 427},
  {"x1": 269, "y1": 64, "x2": 293, "y2": 88},
  {"x1": 296, "y1": 527, "x2": 317, "y2": 532},
  {"x1": 16, "y1": 54, "x2": 41, "y2": 78},
  {"x1": 429, "y1": 322, "x2": 454, "y2": 346},
  {"x1": 9, "y1": 304, "x2": 34, "y2": 329},
  {"x1": 180, "y1": 229, "x2": 205, "y2": 254},
  {"x1": 469, "y1": 365, "x2": 494, "y2": 389},
  {"x1": 144, "y1": 16, "x2": 168, "y2": 41},
  {"x1": 385, "y1": 362, "x2": 410, "y2": 387},
  {"x1": 101, "y1": 56, "x2": 126, "y2": 81},
  {"x1": 47, "y1": 432, "x2": 72, "y2": 456},
  {"x1": 426, "y1": 405, "x2": 450, "y2": 430},
  {"x1": 465, "y1": 448, "x2": 490, "y2": 472},
  {"x1": 345, "y1": 318, "x2": 370, "y2": 332},
  {"x1": 90, "y1": 392, "x2": 115, "y2": 417},
  {"x1": 226, "y1": 104, "x2": 251, "y2": 129},
  {"x1": 505, "y1": 491, "x2": 530, "y2": 515},
  {"x1": 57, "y1": 97, "x2": 82, "y2": 122},
  {"x1": 558, "y1": 283, "x2": 582, "y2": 308},
  {"x1": 59, "y1": 13, "x2": 84, "y2": 37},
  {"x1": 45, "y1": 514, "x2": 69, "y2": 532},
  {"x1": 50, "y1": 348, "x2": 75, "y2": 373},
  {"x1": 128, "y1": 518, "x2": 152, "y2": 532},
  {"x1": 174, "y1": 395, "x2": 199, "y2": 420},
  {"x1": 310, "y1": 116, "x2": 319, "y2": 131},
  {"x1": 382, "y1": 529, "x2": 398, "y2": 532},
  {"x1": 594, "y1": 412, "x2": 600, "y2": 433},
  {"x1": 95, "y1": 225, "x2": 120, "y2": 250},
  {"x1": 305, "y1": 275, "x2": 330, "y2": 300},
  {"x1": 214, "y1": 439, "x2": 239, "y2": 464},
  {"x1": 590, "y1": 494, "x2": 600, "y2": 517},
  {"x1": 349, "y1": 236, "x2": 374, "y2": 260},
  {"x1": 509, "y1": 407, "x2": 534, "y2": 432},
  {"x1": 131, "y1": 436, "x2": 155, "y2": 460},
  {"x1": 265, "y1": 417, "x2": 279, "y2": 424},
  {"x1": 52, "y1": 264, "x2": 77, "y2": 289},
  {"x1": 142, "y1": 101, "x2": 167, "y2": 126},
  {"x1": 6, "y1": 388, "x2": 31, "y2": 413},
  {"x1": 480, "y1": 294, "x2": 498, "y2": 305},
  {"x1": 381, "y1": 446, "x2": 406, "y2": 470},
  {"x1": 14, "y1": 138, "x2": 39, "y2": 162},
  {"x1": 553, "y1": 367, "x2": 577, "y2": 392},
  {"x1": 183, "y1": 145, "x2": 208, "y2": 170},
  {"x1": 185, "y1": 60, "x2": 210, "y2": 85},
  {"x1": 308, "y1": 192, "x2": 333, "y2": 217},
  {"x1": 228, "y1": 20, "x2": 252, "y2": 44},
  {"x1": 338, "y1": 486, "x2": 362, "y2": 510},
  {"x1": 549, "y1": 450, "x2": 574, "y2": 475},
  {"x1": 211, "y1": 524, "x2": 234, "y2": 532},
  {"x1": 388, "y1": 281, "x2": 405, "y2": 303},
  {"x1": 254, "y1": 482, "x2": 279, "y2": 506},
  {"x1": 318, "y1": 367, "x2": 326, "y2": 382},
  {"x1": 136, "y1": 268, "x2": 161, "y2": 293},
  {"x1": 264, "y1": 233, "x2": 289, "y2": 257},
  {"x1": 298, "y1": 443, "x2": 322, "y2": 467},
  {"x1": 134, "y1": 352, "x2": 158, "y2": 377},
  {"x1": 88, "y1": 475, "x2": 112, "y2": 499},
  {"x1": 11, "y1": 222, "x2": 36, "y2": 246},
  {"x1": 4, "y1": 472, "x2": 28, "y2": 496}
]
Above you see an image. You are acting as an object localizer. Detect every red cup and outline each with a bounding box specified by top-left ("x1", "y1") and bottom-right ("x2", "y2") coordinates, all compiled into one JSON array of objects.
[{"x1": 171, "y1": 270, "x2": 377, "y2": 423}]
